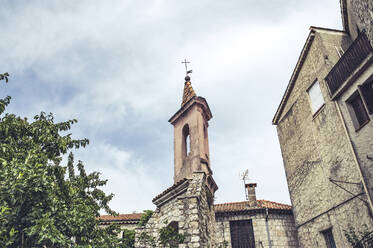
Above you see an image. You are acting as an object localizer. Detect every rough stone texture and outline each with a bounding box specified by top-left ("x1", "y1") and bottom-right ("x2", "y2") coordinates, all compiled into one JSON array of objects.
[
  {"x1": 275, "y1": 29, "x2": 373, "y2": 247},
  {"x1": 338, "y1": 63, "x2": 373, "y2": 204},
  {"x1": 344, "y1": 0, "x2": 373, "y2": 47},
  {"x1": 215, "y1": 212, "x2": 298, "y2": 248},
  {"x1": 135, "y1": 172, "x2": 217, "y2": 248}
]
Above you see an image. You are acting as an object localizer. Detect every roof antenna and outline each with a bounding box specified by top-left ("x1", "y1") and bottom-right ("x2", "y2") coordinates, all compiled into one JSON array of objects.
[{"x1": 239, "y1": 169, "x2": 249, "y2": 200}]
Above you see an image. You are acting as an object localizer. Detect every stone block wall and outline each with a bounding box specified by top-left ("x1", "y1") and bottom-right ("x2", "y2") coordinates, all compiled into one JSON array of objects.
[
  {"x1": 135, "y1": 172, "x2": 217, "y2": 248},
  {"x1": 276, "y1": 30, "x2": 373, "y2": 247},
  {"x1": 215, "y1": 212, "x2": 298, "y2": 248},
  {"x1": 345, "y1": 0, "x2": 373, "y2": 47},
  {"x1": 337, "y1": 63, "x2": 373, "y2": 204}
]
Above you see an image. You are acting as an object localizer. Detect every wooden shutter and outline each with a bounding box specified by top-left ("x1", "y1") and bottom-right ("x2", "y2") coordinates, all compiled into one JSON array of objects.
[{"x1": 229, "y1": 220, "x2": 255, "y2": 248}]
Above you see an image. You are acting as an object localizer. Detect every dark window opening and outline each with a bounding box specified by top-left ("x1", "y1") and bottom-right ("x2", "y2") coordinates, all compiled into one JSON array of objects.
[
  {"x1": 229, "y1": 220, "x2": 255, "y2": 248},
  {"x1": 182, "y1": 124, "x2": 191, "y2": 158},
  {"x1": 169, "y1": 221, "x2": 179, "y2": 233},
  {"x1": 348, "y1": 93, "x2": 369, "y2": 130},
  {"x1": 322, "y1": 229, "x2": 336, "y2": 248}
]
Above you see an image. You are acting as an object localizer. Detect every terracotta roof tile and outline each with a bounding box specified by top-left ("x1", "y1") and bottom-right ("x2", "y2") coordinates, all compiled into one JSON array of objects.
[
  {"x1": 214, "y1": 200, "x2": 292, "y2": 213},
  {"x1": 99, "y1": 213, "x2": 142, "y2": 222},
  {"x1": 257, "y1": 200, "x2": 292, "y2": 210},
  {"x1": 99, "y1": 200, "x2": 291, "y2": 223},
  {"x1": 181, "y1": 81, "x2": 196, "y2": 106}
]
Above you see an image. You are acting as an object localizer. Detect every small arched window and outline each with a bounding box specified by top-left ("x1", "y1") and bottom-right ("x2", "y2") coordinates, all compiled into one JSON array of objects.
[{"x1": 182, "y1": 124, "x2": 190, "y2": 158}]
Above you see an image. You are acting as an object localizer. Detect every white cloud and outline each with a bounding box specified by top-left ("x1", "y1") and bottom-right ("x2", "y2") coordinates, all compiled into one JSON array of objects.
[{"x1": 0, "y1": 0, "x2": 342, "y2": 213}]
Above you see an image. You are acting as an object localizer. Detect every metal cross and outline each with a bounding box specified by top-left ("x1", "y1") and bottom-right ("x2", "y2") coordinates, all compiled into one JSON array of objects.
[{"x1": 182, "y1": 59, "x2": 192, "y2": 75}]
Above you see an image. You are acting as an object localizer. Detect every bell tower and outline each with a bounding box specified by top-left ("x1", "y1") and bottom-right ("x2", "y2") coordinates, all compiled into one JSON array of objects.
[{"x1": 169, "y1": 74, "x2": 213, "y2": 183}]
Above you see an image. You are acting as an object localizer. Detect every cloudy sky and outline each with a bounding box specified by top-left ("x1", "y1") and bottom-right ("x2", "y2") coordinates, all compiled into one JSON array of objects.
[{"x1": 0, "y1": 0, "x2": 342, "y2": 213}]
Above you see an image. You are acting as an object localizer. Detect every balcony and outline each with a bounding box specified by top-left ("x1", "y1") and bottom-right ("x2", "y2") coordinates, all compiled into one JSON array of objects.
[{"x1": 326, "y1": 31, "x2": 373, "y2": 97}]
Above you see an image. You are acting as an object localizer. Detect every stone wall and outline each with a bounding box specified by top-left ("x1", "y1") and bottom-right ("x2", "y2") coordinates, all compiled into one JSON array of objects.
[
  {"x1": 135, "y1": 172, "x2": 217, "y2": 248},
  {"x1": 276, "y1": 29, "x2": 373, "y2": 247},
  {"x1": 215, "y1": 212, "x2": 298, "y2": 248},
  {"x1": 338, "y1": 63, "x2": 373, "y2": 205},
  {"x1": 345, "y1": 0, "x2": 373, "y2": 46}
]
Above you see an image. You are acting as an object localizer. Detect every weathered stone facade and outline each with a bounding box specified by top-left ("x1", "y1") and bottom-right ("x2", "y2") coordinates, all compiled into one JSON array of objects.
[
  {"x1": 101, "y1": 182, "x2": 299, "y2": 247},
  {"x1": 273, "y1": 1, "x2": 373, "y2": 246},
  {"x1": 215, "y1": 209, "x2": 298, "y2": 247},
  {"x1": 337, "y1": 63, "x2": 373, "y2": 208},
  {"x1": 341, "y1": 0, "x2": 373, "y2": 47},
  {"x1": 135, "y1": 172, "x2": 217, "y2": 248}
]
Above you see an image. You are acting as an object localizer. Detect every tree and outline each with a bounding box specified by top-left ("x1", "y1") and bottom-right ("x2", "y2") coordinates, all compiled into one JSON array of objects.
[
  {"x1": 0, "y1": 72, "x2": 9, "y2": 83},
  {"x1": 0, "y1": 74, "x2": 123, "y2": 247},
  {"x1": 121, "y1": 229, "x2": 136, "y2": 248}
]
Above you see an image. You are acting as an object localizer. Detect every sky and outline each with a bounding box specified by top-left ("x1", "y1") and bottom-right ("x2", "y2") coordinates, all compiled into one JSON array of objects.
[{"x1": 0, "y1": 0, "x2": 342, "y2": 214}]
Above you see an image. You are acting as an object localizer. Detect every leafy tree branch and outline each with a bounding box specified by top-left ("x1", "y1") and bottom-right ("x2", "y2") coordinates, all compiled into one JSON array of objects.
[{"x1": 0, "y1": 75, "x2": 123, "y2": 247}]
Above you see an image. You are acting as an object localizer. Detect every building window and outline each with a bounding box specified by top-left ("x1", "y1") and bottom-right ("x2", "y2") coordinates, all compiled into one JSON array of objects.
[
  {"x1": 321, "y1": 228, "x2": 336, "y2": 248},
  {"x1": 229, "y1": 220, "x2": 255, "y2": 248},
  {"x1": 347, "y1": 92, "x2": 370, "y2": 130},
  {"x1": 307, "y1": 81, "x2": 325, "y2": 114},
  {"x1": 360, "y1": 80, "x2": 373, "y2": 114}
]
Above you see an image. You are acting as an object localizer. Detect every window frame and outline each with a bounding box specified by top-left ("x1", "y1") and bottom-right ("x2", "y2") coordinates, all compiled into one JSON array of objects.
[
  {"x1": 229, "y1": 219, "x2": 255, "y2": 248},
  {"x1": 346, "y1": 90, "x2": 370, "y2": 131},
  {"x1": 307, "y1": 80, "x2": 325, "y2": 116},
  {"x1": 321, "y1": 228, "x2": 336, "y2": 248},
  {"x1": 359, "y1": 79, "x2": 373, "y2": 114}
]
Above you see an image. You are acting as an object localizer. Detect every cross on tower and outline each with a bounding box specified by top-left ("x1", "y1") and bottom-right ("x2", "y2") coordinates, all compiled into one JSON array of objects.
[{"x1": 182, "y1": 59, "x2": 192, "y2": 75}]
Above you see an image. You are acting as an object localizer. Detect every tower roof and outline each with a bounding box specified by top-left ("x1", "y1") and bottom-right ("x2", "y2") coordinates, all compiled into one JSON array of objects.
[{"x1": 181, "y1": 77, "x2": 196, "y2": 106}]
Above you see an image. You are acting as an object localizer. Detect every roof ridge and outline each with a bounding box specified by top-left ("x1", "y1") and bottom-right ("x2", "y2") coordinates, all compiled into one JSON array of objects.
[
  {"x1": 257, "y1": 199, "x2": 291, "y2": 204},
  {"x1": 214, "y1": 200, "x2": 249, "y2": 206}
]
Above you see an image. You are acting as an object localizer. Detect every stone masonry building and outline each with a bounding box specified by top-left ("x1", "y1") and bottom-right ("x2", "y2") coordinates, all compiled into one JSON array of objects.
[
  {"x1": 272, "y1": 0, "x2": 373, "y2": 247},
  {"x1": 101, "y1": 75, "x2": 298, "y2": 247}
]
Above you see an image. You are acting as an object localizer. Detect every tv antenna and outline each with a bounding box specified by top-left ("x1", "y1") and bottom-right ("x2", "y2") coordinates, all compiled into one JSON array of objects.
[{"x1": 239, "y1": 169, "x2": 249, "y2": 200}]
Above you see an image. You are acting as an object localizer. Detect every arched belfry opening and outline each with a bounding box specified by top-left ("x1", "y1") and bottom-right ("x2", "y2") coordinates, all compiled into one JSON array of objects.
[{"x1": 182, "y1": 124, "x2": 191, "y2": 158}]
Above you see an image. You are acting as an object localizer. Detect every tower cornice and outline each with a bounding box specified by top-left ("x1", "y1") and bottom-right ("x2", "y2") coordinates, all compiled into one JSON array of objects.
[{"x1": 168, "y1": 96, "x2": 212, "y2": 125}]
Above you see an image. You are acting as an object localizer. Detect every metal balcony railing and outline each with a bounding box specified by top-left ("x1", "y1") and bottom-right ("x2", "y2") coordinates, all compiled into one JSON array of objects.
[{"x1": 326, "y1": 31, "x2": 373, "y2": 96}]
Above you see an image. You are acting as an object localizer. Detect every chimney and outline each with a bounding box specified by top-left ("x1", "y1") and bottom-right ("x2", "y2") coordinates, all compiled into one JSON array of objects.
[{"x1": 245, "y1": 183, "x2": 257, "y2": 203}]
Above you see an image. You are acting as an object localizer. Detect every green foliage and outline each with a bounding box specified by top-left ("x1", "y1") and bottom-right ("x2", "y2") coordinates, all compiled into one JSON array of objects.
[
  {"x1": 159, "y1": 221, "x2": 185, "y2": 248},
  {"x1": 0, "y1": 72, "x2": 9, "y2": 83},
  {"x1": 137, "y1": 232, "x2": 156, "y2": 247},
  {"x1": 121, "y1": 229, "x2": 136, "y2": 248},
  {"x1": 344, "y1": 224, "x2": 373, "y2": 248},
  {"x1": 0, "y1": 80, "x2": 123, "y2": 247},
  {"x1": 137, "y1": 220, "x2": 186, "y2": 247},
  {"x1": 138, "y1": 210, "x2": 153, "y2": 227}
]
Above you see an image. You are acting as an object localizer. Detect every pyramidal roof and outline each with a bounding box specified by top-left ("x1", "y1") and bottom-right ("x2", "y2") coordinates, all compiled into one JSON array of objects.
[{"x1": 181, "y1": 77, "x2": 196, "y2": 106}]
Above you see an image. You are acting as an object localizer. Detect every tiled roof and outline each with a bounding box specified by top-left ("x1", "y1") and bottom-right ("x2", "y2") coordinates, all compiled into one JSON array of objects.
[
  {"x1": 152, "y1": 178, "x2": 188, "y2": 203},
  {"x1": 99, "y1": 200, "x2": 291, "y2": 223},
  {"x1": 214, "y1": 200, "x2": 292, "y2": 213},
  {"x1": 181, "y1": 81, "x2": 196, "y2": 106},
  {"x1": 99, "y1": 213, "x2": 142, "y2": 222}
]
